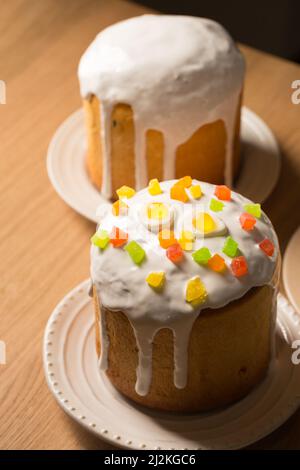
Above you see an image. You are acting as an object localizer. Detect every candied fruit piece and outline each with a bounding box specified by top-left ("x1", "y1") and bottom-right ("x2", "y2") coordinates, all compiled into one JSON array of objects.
[
  {"x1": 231, "y1": 256, "x2": 248, "y2": 277},
  {"x1": 147, "y1": 202, "x2": 169, "y2": 220},
  {"x1": 239, "y1": 212, "x2": 256, "y2": 231},
  {"x1": 222, "y1": 236, "x2": 239, "y2": 258},
  {"x1": 193, "y1": 212, "x2": 216, "y2": 234},
  {"x1": 259, "y1": 239, "x2": 275, "y2": 257},
  {"x1": 90, "y1": 229, "x2": 109, "y2": 250},
  {"x1": 146, "y1": 271, "x2": 166, "y2": 290},
  {"x1": 209, "y1": 198, "x2": 224, "y2": 212},
  {"x1": 116, "y1": 185, "x2": 136, "y2": 199},
  {"x1": 148, "y1": 178, "x2": 162, "y2": 196},
  {"x1": 208, "y1": 254, "x2": 226, "y2": 273},
  {"x1": 166, "y1": 243, "x2": 184, "y2": 263},
  {"x1": 214, "y1": 185, "x2": 231, "y2": 201},
  {"x1": 158, "y1": 229, "x2": 177, "y2": 249},
  {"x1": 244, "y1": 203, "x2": 261, "y2": 219},
  {"x1": 186, "y1": 276, "x2": 207, "y2": 307},
  {"x1": 177, "y1": 176, "x2": 192, "y2": 188},
  {"x1": 192, "y1": 247, "x2": 212, "y2": 265},
  {"x1": 190, "y1": 184, "x2": 202, "y2": 199},
  {"x1": 170, "y1": 183, "x2": 189, "y2": 203},
  {"x1": 112, "y1": 200, "x2": 128, "y2": 216},
  {"x1": 179, "y1": 230, "x2": 195, "y2": 251},
  {"x1": 125, "y1": 241, "x2": 146, "y2": 265},
  {"x1": 109, "y1": 227, "x2": 128, "y2": 248}
]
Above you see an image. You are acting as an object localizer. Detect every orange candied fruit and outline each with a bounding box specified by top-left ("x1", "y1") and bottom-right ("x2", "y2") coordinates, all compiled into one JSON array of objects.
[
  {"x1": 207, "y1": 254, "x2": 226, "y2": 273},
  {"x1": 170, "y1": 183, "x2": 189, "y2": 203},
  {"x1": 112, "y1": 199, "x2": 128, "y2": 216},
  {"x1": 109, "y1": 226, "x2": 128, "y2": 248},
  {"x1": 177, "y1": 176, "x2": 192, "y2": 188},
  {"x1": 239, "y1": 212, "x2": 256, "y2": 231},
  {"x1": 158, "y1": 229, "x2": 177, "y2": 249},
  {"x1": 214, "y1": 185, "x2": 231, "y2": 201}
]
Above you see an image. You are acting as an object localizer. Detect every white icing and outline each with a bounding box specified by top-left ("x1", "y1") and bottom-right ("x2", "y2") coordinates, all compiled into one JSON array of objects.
[
  {"x1": 78, "y1": 15, "x2": 245, "y2": 198},
  {"x1": 91, "y1": 180, "x2": 279, "y2": 395}
]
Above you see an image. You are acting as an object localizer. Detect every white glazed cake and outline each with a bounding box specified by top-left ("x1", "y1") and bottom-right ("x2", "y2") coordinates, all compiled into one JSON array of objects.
[
  {"x1": 79, "y1": 15, "x2": 245, "y2": 199},
  {"x1": 90, "y1": 179, "x2": 279, "y2": 411}
]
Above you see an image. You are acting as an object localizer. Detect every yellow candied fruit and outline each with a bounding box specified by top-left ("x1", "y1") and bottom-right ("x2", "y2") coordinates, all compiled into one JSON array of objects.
[
  {"x1": 146, "y1": 271, "x2": 166, "y2": 290},
  {"x1": 177, "y1": 176, "x2": 192, "y2": 188},
  {"x1": 186, "y1": 276, "x2": 207, "y2": 307},
  {"x1": 116, "y1": 185, "x2": 136, "y2": 199},
  {"x1": 193, "y1": 212, "x2": 216, "y2": 234},
  {"x1": 147, "y1": 202, "x2": 169, "y2": 220},
  {"x1": 179, "y1": 230, "x2": 195, "y2": 251},
  {"x1": 190, "y1": 184, "x2": 202, "y2": 199},
  {"x1": 112, "y1": 199, "x2": 128, "y2": 216},
  {"x1": 148, "y1": 178, "x2": 162, "y2": 196}
]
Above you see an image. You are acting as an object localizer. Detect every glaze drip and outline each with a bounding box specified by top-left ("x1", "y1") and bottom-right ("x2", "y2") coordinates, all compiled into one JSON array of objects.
[
  {"x1": 91, "y1": 180, "x2": 278, "y2": 395},
  {"x1": 79, "y1": 15, "x2": 245, "y2": 198}
]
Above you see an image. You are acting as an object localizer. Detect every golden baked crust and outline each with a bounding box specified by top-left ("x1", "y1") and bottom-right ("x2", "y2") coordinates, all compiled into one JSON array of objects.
[
  {"x1": 93, "y1": 284, "x2": 274, "y2": 412},
  {"x1": 111, "y1": 103, "x2": 136, "y2": 193},
  {"x1": 146, "y1": 129, "x2": 164, "y2": 182},
  {"x1": 83, "y1": 96, "x2": 242, "y2": 198},
  {"x1": 175, "y1": 119, "x2": 227, "y2": 184},
  {"x1": 83, "y1": 95, "x2": 102, "y2": 189}
]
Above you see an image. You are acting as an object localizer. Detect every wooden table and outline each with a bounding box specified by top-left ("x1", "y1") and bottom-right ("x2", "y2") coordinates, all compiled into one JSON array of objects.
[{"x1": 1, "y1": 0, "x2": 300, "y2": 450}]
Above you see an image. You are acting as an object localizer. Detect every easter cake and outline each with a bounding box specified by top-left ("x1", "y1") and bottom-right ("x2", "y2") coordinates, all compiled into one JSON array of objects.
[
  {"x1": 78, "y1": 15, "x2": 245, "y2": 199},
  {"x1": 90, "y1": 178, "x2": 280, "y2": 412}
]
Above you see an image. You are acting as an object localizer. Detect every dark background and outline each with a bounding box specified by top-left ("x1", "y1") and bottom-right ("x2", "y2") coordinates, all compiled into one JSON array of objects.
[{"x1": 136, "y1": 0, "x2": 300, "y2": 62}]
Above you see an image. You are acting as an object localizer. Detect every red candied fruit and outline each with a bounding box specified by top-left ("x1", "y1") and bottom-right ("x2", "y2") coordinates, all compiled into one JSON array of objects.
[
  {"x1": 166, "y1": 243, "x2": 184, "y2": 263},
  {"x1": 259, "y1": 239, "x2": 275, "y2": 257},
  {"x1": 231, "y1": 256, "x2": 248, "y2": 277}
]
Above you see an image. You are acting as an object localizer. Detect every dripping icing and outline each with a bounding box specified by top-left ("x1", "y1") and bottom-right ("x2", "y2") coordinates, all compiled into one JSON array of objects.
[
  {"x1": 91, "y1": 180, "x2": 279, "y2": 396},
  {"x1": 100, "y1": 102, "x2": 112, "y2": 199},
  {"x1": 79, "y1": 15, "x2": 245, "y2": 198}
]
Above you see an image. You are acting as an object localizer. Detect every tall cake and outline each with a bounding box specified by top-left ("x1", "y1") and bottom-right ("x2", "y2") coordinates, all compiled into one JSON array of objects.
[
  {"x1": 90, "y1": 178, "x2": 279, "y2": 412},
  {"x1": 78, "y1": 15, "x2": 245, "y2": 200}
]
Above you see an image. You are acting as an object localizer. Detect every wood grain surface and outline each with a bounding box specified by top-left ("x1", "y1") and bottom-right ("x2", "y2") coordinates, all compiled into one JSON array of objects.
[{"x1": 0, "y1": 0, "x2": 300, "y2": 450}]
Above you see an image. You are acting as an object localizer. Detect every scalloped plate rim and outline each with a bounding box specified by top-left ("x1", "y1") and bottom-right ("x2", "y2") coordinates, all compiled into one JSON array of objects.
[
  {"x1": 43, "y1": 279, "x2": 300, "y2": 450},
  {"x1": 46, "y1": 107, "x2": 281, "y2": 224}
]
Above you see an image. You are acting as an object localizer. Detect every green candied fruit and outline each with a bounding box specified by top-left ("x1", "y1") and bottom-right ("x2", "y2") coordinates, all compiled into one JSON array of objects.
[
  {"x1": 192, "y1": 247, "x2": 212, "y2": 265},
  {"x1": 244, "y1": 203, "x2": 261, "y2": 219},
  {"x1": 90, "y1": 229, "x2": 109, "y2": 250},
  {"x1": 125, "y1": 241, "x2": 146, "y2": 265},
  {"x1": 222, "y1": 236, "x2": 239, "y2": 258},
  {"x1": 209, "y1": 198, "x2": 224, "y2": 212}
]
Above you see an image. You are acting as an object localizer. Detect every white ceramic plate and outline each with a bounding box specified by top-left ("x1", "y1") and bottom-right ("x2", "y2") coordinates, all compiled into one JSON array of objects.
[
  {"x1": 47, "y1": 107, "x2": 281, "y2": 223},
  {"x1": 283, "y1": 227, "x2": 300, "y2": 314},
  {"x1": 44, "y1": 280, "x2": 300, "y2": 450}
]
